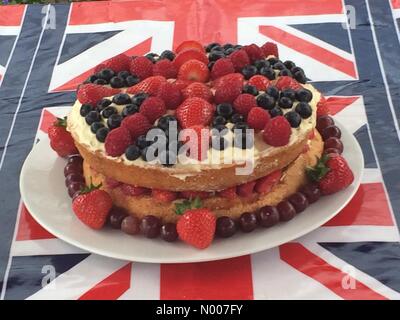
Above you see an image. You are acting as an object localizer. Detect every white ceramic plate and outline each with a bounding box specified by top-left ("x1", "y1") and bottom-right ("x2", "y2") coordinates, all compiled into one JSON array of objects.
[{"x1": 20, "y1": 119, "x2": 363, "y2": 263}]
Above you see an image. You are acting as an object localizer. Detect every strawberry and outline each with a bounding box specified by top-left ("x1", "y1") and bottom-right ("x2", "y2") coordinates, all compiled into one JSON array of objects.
[
  {"x1": 255, "y1": 170, "x2": 282, "y2": 194},
  {"x1": 176, "y1": 40, "x2": 205, "y2": 53},
  {"x1": 77, "y1": 84, "x2": 120, "y2": 106},
  {"x1": 120, "y1": 183, "x2": 150, "y2": 196},
  {"x1": 181, "y1": 82, "x2": 213, "y2": 102},
  {"x1": 213, "y1": 73, "x2": 244, "y2": 104},
  {"x1": 176, "y1": 97, "x2": 214, "y2": 128},
  {"x1": 180, "y1": 190, "x2": 211, "y2": 200},
  {"x1": 129, "y1": 56, "x2": 153, "y2": 80},
  {"x1": 237, "y1": 180, "x2": 257, "y2": 197},
  {"x1": 94, "y1": 63, "x2": 107, "y2": 73},
  {"x1": 317, "y1": 95, "x2": 330, "y2": 117},
  {"x1": 156, "y1": 82, "x2": 182, "y2": 109},
  {"x1": 105, "y1": 177, "x2": 122, "y2": 189},
  {"x1": 218, "y1": 186, "x2": 237, "y2": 199},
  {"x1": 247, "y1": 107, "x2": 271, "y2": 130},
  {"x1": 152, "y1": 189, "x2": 178, "y2": 203},
  {"x1": 97, "y1": 53, "x2": 131, "y2": 73},
  {"x1": 173, "y1": 49, "x2": 208, "y2": 69},
  {"x1": 261, "y1": 42, "x2": 279, "y2": 58},
  {"x1": 153, "y1": 59, "x2": 177, "y2": 79},
  {"x1": 126, "y1": 76, "x2": 166, "y2": 96},
  {"x1": 178, "y1": 59, "x2": 210, "y2": 82},
  {"x1": 104, "y1": 126, "x2": 132, "y2": 157},
  {"x1": 263, "y1": 116, "x2": 292, "y2": 147},
  {"x1": 248, "y1": 75, "x2": 270, "y2": 91},
  {"x1": 182, "y1": 125, "x2": 210, "y2": 161},
  {"x1": 243, "y1": 44, "x2": 265, "y2": 62},
  {"x1": 121, "y1": 113, "x2": 151, "y2": 140},
  {"x1": 139, "y1": 96, "x2": 166, "y2": 123},
  {"x1": 229, "y1": 49, "x2": 250, "y2": 72},
  {"x1": 210, "y1": 58, "x2": 235, "y2": 80},
  {"x1": 275, "y1": 76, "x2": 302, "y2": 91},
  {"x1": 48, "y1": 117, "x2": 78, "y2": 157},
  {"x1": 307, "y1": 154, "x2": 354, "y2": 195},
  {"x1": 72, "y1": 183, "x2": 113, "y2": 230},
  {"x1": 233, "y1": 93, "x2": 257, "y2": 116},
  {"x1": 175, "y1": 198, "x2": 216, "y2": 249},
  {"x1": 173, "y1": 79, "x2": 194, "y2": 91}
]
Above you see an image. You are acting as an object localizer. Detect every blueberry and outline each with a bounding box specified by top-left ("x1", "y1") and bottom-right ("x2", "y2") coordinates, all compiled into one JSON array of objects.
[
  {"x1": 212, "y1": 116, "x2": 227, "y2": 126},
  {"x1": 208, "y1": 50, "x2": 225, "y2": 62},
  {"x1": 224, "y1": 48, "x2": 235, "y2": 56},
  {"x1": 125, "y1": 145, "x2": 141, "y2": 161},
  {"x1": 281, "y1": 89, "x2": 296, "y2": 101},
  {"x1": 159, "y1": 149, "x2": 177, "y2": 167},
  {"x1": 107, "y1": 114, "x2": 122, "y2": 129},
  {"x1": 145, "y1": 53, "x2": 159, "y2": 63},
  {"x1": 90, "y1": 122, "x2": 104, "y2": 134},
  {"x1": 223, "y1": 43, "x2": 234, "y2": 50},
  {"x1": 284, "y1": 60, "x2": 296, "y2": 70},
  {"x1": 254, "y1": 59, "x2": 270, "y2": 70},
  {"x1": 232, "y1": 122, "x2": 250, "y2": 133},
  {"x1": 279, "y1": 69, "x2": 292, "y2": 77},
  {"x1": 125, "y1": 75, "x2": 140, "y2": 87},
  {"x1": 122, "y1": 104, "x2": 139, "y2": 117},
  {"x1": 230, "y1": 113, "x2": 244, "y2": 123},
  {"x1": 94, "y1": 79, "x2": 108, "y2": 85},
  {"x1": 267, "y1": 57, "x2": 280, "y2": 65},
  {"x1": 205, "y1": 42, "x2": 220, "y2": 52},
  {"x1": 208, "y1": 61, "x2": 215, "y2": 70},
  {"x1": 296, "y1": 88, "x2": 313, "y2": 102},
  {"x1": 101, "y1": 106, "x2": 117, "y2": 118},
  {"x1": 295, "y1": 102, "x2": 312, "y2": 118},
  {"x1": 265, "y1": 86, "x2": 279, "y2": 99},
  {"x1": 278, "y1": 97, "x2": 293, "y2": 109},
  {"x1": 259, "y1": 67, "x2": 276, "y2": 80},
  {"x1": 294, "y1": 71, "x2": 307, "y2": 84},
  {"x1": 118, "y1": 71, "x2": 130, "y2": 79},
  {"x1": 211, "y1": 45, "x2": 224, "y2": 52},
  {"x1": 131, "y1": 93, "x2": 148, "y2": 106},
  {"x1": 212, "y1": 124, "x2": 229, "y2": 134},
  {"x1": 160, "y1": 50, "x2": 175, "y2": 61},
  {"x1": 87, "y1": 74, "x2": 98, "y2": 83},
  {"x1": 95, "y1": 127, "x2": 109, "y2": 142},
  {"x1": 234, "y1": 45, "x2": 243, "y2": 50},
  {"x1": 80, "y1": 104, "x2": 92, "y2": 117},
  {"x1": 141, "y1": 145, "x2": 158, "y2": 162},
  {"x1": 97, "y1": 68, "x2": 115, "y2": 81},
  {"x1": 285, "y1": 111, "x2": 302, "y2": 128},
  {"x1": 234, "y1": 132, "x2": 254, "y2": 149},
  {"x1": 137, "y1": 135, "x2": 151, "y2": 149},
  {"x1": 112, "y1": 93, "x2": 131, "y2": 105},
  {"x1": 269, "y1": 107, "x2": 283, "y2": 118},
  {"x1": 157, "y1": 115, "x2": 177, "y2": 131},
  {"x1": 257, "y1": 94, "x2": 276, "y2": 110},
  {"x1": 110, "y1": 76, "x2": 125, "y2": 88},
  {"x1": 241, "y1": 65, "x2": 258, "y2": 80},
  {"x1": 211, "y1": 136, "x2": 228, "y2": 150},
  {"x1": 216, "y1": 103, "x2": 233, "y2": 118},
  {"x1": 97, "y1": 98, "x2": 112, "y2": 111},
  {"x1": 291, "y1": 66, "x2": 304, "y2": 74},
  {"x1": 242, "y1": 84, "x2": 258, "y2": 96},
  {"x1": 85, "y1": 111, "x2": 100, "y2": 125},
  {"x1": 273, "y1": 62, "x2": 286, "y2": 70}
]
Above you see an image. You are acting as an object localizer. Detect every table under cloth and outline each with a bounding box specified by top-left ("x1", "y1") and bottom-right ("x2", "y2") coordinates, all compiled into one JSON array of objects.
[{"x1": 0, "y1": 0, "x2": 400, "y2": 300}]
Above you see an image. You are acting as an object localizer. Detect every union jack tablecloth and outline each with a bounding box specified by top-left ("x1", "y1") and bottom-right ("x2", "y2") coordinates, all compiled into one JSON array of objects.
[{"x1": 1, "y1": 0, "x2": 400, "y2": 300}]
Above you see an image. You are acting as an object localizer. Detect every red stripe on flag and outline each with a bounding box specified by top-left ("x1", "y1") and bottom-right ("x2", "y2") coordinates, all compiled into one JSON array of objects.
[
  {"x1": 324, "y1": 183, "x2": 394, "y2": 226},
  {"x1": 160, "y1": 255, "x2": 253, "y2": 300},
  {"x1": 39, "y1": 109, "x2": 57, "y2": 134},
  {"x1": 392, "y1": 0, "x2": 400, "y2": 9},
  {"x1": 52, "y1": 38, "x2": 152, "y2": 92},
  {"x1": 79, "y1": 263, "x2": 132, "y2": 300},
  {"x1": 326, "y1": 96, "x2": 359, "y2": 115},
  {"x1": 0, "y1": 5, "x2": 25, "y2": 26},
  {"x1": 16, "y1": 203, "x2": 55, "y2": 241},
  {"x1": 259, "y1": 26, "x2": 357, "y2": 78},
  {"x1": 280, "y1": 243, "x2": 388, "y2": 300}
]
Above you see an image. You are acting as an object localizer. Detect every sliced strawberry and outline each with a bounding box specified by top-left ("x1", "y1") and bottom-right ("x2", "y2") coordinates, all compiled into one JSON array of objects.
[
  {"x1": 218, "y1": 186, "x2": 237, "y2": 199},
  {"x1": 237, "y1": 181, "x2": 257, "y2": 197},
  {"x1": 254, "y1": 170, "x2": 282, "y2": 194},
  {"x1": 152, "y1": 189, "x2": 178, "y2": 203},
  {"x1": 77, "y1": 84, "x2": 120, "y2": 106},
  {"x1": 178, "y1": 59, "x2": 210, "y2": 82},
  {"x1": 120, "y1": 184, "x2": 150, "y2": 197},
  {"x1": 176, "y1": 40, "x2": 205, "y2": 53},
  {"x1": 173, "y1": 49, "x2": 208, "y2": 69}
]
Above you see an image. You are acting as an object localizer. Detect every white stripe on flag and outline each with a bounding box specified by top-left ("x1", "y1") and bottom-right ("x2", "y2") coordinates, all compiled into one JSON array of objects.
[
  {"x1": 332, "y1": 96, "x2": 367, "y2": 134},
  {"x1": 362, "y1": 168, "x2": 382, "y2": 184},
  {"x1": 0, "y1": 26, "x2": 21, "y2": 36},
  {"x1": 251, "y1": 248, "x2": 341, "y2": 299},
  {"x1": 11, "y1": 239, "x2": 86, "y2": 257}
]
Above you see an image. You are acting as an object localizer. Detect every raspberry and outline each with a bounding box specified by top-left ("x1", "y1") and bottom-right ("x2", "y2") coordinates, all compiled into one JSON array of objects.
[
  {"x1": 248, "y1": 75, "x2": 270, "y2": 91},
  {"x1": 243, "y1": 44, "x2": 265, "y2": 62},
  {"x1": 139, "y1": 97, "x2": 166, "y2": 123},
  {"x1": 77, "y1": 84, "x2": 120, "y2": 106},
  {"x1": 121, "y1": 113, "x2": 151, "y2": 140},
  {"x1": 181, "y1": 82, "x2": 213, "y2": 102},
  {"x1": 130, "y1": 56, "x2": 153, "y2": 80},
  {"x1": 214, "y1": 74, "x2": 244, "y2": 104},
  {"x1": 210, "y1": 58, "x2": 235, "y2": 80},
  {"x1": 104, "y1": 126, "x2": 132, "y2": 157},
  {"x1": 261, "y1": 42, "x2": 279, "y2": 58},
  {"x1": 153, "y1": 59, "x2": 177, "y2": 79},
  {"x1": 229, "y1": 49, "x2": 250, "y2": 72},
  {"x1": 156, "y1": 82, "x2": 182, "y2": 109},
  {"x1": 126, "y1": 76, "x2": 166, "y2": 96},
  {"x1": 98, "y1": 53, "x2": 131, "y2": 73},
  {"x1": 247, "y1": 107, "x2": 271, "y2": 130},
  {"x1": 275, "y1": 76, "x2": 301, "y2": 91},
  {"x1": 262, "y1": 116, "x2": 292, "y2": 147},
  {"x1": 178, "y1": 59, "x2": 210, "y2": 82},
  {"x1": 218, "y1": 186, "x2": 237, "y2": 199},
  {"x1": 233, "y1": 93, "x2": 257, "y2": 116}
]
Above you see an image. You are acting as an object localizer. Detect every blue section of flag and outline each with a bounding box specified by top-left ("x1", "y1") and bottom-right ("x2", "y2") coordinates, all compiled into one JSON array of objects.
[
  {"x1": 354, "y1": 124, "x2": 377, "y2": 168},
  {"x1": 0, "y1": 35, "x2": 15, "y2": 66}
]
